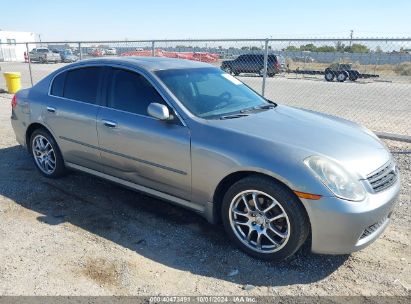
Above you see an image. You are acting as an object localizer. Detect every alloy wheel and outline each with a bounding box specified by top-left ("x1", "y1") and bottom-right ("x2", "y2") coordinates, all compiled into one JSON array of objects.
[
  {"x1": 32, "y1": 135, "x2": 56, "y2": 175},
  {"x1": 229, "y1": 190, "x2": 290, "y2": 253}
]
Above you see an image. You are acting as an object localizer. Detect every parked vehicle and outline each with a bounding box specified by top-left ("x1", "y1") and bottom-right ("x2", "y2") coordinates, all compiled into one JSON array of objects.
[
  {"x1": 29, "y1": 48, "x2": 61, "y2": 63},
  {"x1": 90, "y1": 48, "x2": 104, "y2": 57},
  {"x1": 325, "y1": 63, "x2": 362, "y2": 82},
  {"x1": 59, "y1": 49, "x2": 78, "y2": 63},
  {"x1": 221, "y1": 54, "x2": 282, "y2": 76},
  {"x1": 289, "y1": 63, "x2": 379, "y2": 82},
  {"x1": 105, "y1": 48, "x2": 117, "y2": 55},
  {"x1": 11, "y1": 58, "x2": 400, "y2": 261}
]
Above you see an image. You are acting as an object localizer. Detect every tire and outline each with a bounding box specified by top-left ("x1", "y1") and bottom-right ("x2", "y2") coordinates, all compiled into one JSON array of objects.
[
  {"x1": 349, "y1": 72, "x2": 359, "y2": 81},
  {"x1": 324, "y1": 71, "x2": 334, "y2": 81},
  {"x1": 30, "y1": 128, "x2": 66, "y2": 178},
  {"x1": 233, "y1": 71, "x2": 240, "y2": 76},
  {"x1": 221, "y1": 175, "x2": 310, "y2": 261},
  {"x1": 39, "y1": 57, "x2": 45, "y2": 64},
  {"x1": 268, "y1": 72, "x2": 275, "y2": 77},
  {"x1": 258, "y1": 68, "x2": 265, "y2": 77},
  {"x1": 223, "y1": 66, "x2": 232, "y2": 74},
  {"x1": 336, "y1": 71, "x2": 348, "y2": 82}
]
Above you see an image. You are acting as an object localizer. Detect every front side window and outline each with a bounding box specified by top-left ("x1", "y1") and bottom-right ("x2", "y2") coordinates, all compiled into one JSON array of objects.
[
  {"x1": 63, "y1": 67, "x2": 103, "y2": 104},
  {"x1": 109, "y1": 68, "x2": 165, "y2": 115},
  {"x1": 156, "y1": 67, "x2": 268, "y2": 119}
]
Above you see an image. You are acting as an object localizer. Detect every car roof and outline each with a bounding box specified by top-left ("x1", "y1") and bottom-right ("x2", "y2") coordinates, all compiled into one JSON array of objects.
[{"x1": 66, "y1": 56, "x2": 213, "y2": 71}]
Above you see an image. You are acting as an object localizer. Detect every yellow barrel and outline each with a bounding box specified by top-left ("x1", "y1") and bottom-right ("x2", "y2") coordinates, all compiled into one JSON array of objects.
[{"x1": 3, "y1": 72, "x2": 22, "y2": 94}]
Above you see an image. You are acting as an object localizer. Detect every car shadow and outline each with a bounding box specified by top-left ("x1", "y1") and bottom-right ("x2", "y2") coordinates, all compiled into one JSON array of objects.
[{"x1": 0, "y1": 145, "x2": 348, "y2": 287}]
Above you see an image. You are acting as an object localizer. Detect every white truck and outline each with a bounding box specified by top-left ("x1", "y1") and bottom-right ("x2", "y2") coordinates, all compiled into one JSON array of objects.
[{"x1": 29, "y1": 48, "x2": 61, "y2": 63}]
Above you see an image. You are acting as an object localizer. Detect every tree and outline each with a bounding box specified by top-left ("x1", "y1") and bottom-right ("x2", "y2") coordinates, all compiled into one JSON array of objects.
[
  {"x1": 284, "y1": 45, "x2": 299, "y2": 51},
  {"x1": 300, "y1": 43, "x2": 317, "y2": 52},
  {"x1": 335, "y1": 41, "x2": 346, "y2": 52},
  {"x1": 375, "y1": 46, "x2": 383, "y2": 53},
  {"x1": 345, "y1": 43, "x2": 370, "y2": 53},
  {"x1": 316, "y1": 45, "x2": 336, "y2": 52}
]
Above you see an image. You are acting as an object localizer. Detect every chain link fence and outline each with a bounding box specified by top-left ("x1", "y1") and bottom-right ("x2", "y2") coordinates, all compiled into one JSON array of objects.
[{"x1": 1, "y1": 38, "x2": 410, "y2": 137}]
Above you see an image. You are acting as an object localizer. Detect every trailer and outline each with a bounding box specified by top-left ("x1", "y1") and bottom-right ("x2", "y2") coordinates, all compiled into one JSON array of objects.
[{"x1": 290, "y1": 63, "x2": 379, "y2": 82}]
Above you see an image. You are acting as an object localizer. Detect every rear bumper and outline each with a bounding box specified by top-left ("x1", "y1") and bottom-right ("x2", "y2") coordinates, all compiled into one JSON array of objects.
[{"x1": 301, "y1": 175, "x2": 401, "y2": 254}]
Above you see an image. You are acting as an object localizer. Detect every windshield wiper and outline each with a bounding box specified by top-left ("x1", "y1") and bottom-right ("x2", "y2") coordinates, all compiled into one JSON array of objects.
[
  {"x1": 240, "y1": 104, "x2": 276, "y2": 113},
  {"x1": 220, "y1": 113, "x2": 250, "y2": 120}
]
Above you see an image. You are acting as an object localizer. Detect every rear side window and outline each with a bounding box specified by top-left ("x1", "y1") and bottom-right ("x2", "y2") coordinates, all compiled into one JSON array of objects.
[
  {"x1": 109, "y1": 68, "x2": 165, "y2": 116},
  {"x1": 63, "y1": 67, "x2": 103, "y2": 104},
  {"x1": 50, "y1": 72, "x2": 66, "y2": 97}
]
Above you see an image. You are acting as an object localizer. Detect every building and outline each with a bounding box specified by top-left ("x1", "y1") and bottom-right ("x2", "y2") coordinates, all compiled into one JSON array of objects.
[{"x1": 0, "y1": 30, "x2": 36, "y2": 62}]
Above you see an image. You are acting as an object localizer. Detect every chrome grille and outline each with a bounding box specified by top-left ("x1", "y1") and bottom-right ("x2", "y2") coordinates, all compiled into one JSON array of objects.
[{"x1": 367, "y1": 162, "x2": 397, "y2": 193}]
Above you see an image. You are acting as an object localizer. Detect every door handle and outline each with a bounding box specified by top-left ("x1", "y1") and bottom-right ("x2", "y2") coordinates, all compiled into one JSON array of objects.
[
  {"x1": 46, "y1": 106, "x2": 56, "y2": 113},
  {"x1": 102, "y1": 120, "x2": 117, "y2": 128}
]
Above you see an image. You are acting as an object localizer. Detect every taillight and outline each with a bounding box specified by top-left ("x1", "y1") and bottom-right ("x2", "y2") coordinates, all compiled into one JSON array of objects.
[
  {"x1": 275, "y1": 62, "x2": 280, "y2": 69},
  {"x1": 11, "y1": 95, "x2": 17, "y2": 109}
]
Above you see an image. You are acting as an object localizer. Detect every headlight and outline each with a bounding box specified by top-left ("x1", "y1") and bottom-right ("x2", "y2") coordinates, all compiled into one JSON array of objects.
[{"x1": 304, "y1": 156, "x2": 366, "y2": 201}]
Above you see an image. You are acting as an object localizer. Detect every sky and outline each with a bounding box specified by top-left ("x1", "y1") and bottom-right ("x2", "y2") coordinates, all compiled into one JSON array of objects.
[{"x1": 1, "y1": 0, "x2": 411, "y2": 41}]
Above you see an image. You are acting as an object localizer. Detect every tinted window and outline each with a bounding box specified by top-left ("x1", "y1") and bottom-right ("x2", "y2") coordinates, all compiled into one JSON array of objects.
[
  {"x1": 268, "y1": 55, "x2": 278, "y2": 62},
  {"x1": 109, "y1": 69, "x2": 165, "y2": 115},
  {"x1": 50, "y1": 72, "x2": 66, "y2": 97},
  {"x1": 64, "y1": 67, "x2": 103, "y2": 104}
]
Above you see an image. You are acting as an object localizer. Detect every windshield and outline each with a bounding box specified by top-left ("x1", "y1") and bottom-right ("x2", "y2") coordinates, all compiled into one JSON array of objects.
[{"x1": 156, "y1": 67, "x2": 269, "y2": 118}]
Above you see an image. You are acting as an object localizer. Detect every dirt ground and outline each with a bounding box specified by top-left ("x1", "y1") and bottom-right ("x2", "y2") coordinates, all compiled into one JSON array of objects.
[{"x1": 0, "y1": 93, "x2": 409, "y2": 296}]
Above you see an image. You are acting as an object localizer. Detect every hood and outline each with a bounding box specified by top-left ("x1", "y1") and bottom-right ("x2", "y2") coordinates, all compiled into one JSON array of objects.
[{"x1": 212, "y1": 105, "x2": 390, "y2": 178}]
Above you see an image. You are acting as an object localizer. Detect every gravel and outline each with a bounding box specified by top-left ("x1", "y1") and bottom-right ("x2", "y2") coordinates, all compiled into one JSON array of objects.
[{"x1": 0, "y1": 93, "x2": 409, "y2": 296}]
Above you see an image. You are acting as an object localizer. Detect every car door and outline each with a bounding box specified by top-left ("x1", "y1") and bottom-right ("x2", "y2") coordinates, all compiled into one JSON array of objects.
[
  {"x1": 234, "y1": 55, "x2": 247, "y2": 73},
  {"x1": 97, "y1": 67, "x2": 191, "y2": 200},
  {"x1": 45, "y1": 66, "x2": 104, "y2": 171}
]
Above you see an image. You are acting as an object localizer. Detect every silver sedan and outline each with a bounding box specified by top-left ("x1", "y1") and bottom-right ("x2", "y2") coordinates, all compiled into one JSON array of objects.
[{"x1": 10, "y1": 57, "x2": 400, "y2": 260}]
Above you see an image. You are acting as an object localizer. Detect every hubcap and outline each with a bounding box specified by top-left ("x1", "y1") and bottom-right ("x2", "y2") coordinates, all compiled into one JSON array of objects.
[
  {"x1": 229, "y1": 190, "x2": 290, "y2": 253},
  {"x1": 32, "y1": 135, "x2": 56, "y2": 174}
]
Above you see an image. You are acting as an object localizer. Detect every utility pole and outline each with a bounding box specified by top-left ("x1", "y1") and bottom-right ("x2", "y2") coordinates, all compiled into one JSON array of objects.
[{"x1": 349, "y1": 30, "x2": 354, "y2": 47}]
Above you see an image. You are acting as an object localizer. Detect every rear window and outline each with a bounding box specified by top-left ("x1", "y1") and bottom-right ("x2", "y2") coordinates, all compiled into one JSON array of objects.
[
  {"x1": 37, "y1": 49, "x2": 49, "y2": 53},
  {"x1": 63, "y1": 67, "x2": 103, "y2": 104}
]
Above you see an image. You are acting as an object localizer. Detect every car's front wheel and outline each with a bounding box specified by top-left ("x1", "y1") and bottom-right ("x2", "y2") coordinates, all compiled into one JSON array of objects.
[
  {"x1": 221, "y1": 175, "x2": 309, "y2": 261},
  {"x1": 324, "y1": 71, "x2": 334, "y2": 81},
  {"x1": 30, "y1": 129, "x2": 66, "y2": 178}
]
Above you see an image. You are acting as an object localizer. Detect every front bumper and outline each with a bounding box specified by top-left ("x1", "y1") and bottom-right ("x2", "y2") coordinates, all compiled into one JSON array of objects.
[{"x1": 300, "y1": 174, "x2": 401, "y2": 254}]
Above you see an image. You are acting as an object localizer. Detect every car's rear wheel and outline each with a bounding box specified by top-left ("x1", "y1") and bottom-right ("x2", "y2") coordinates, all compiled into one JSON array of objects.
[
  {"x1": 336, "y1": 71, "x2": 348, "y2": 82},
  {"x1": 221, "y1": 175, "x2": 310, "y2": 261},
  {"x1": 30, "y1": 129, "x2": 66, "y2": 178}
]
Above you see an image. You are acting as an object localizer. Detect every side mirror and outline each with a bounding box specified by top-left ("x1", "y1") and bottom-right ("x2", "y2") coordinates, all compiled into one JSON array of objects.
[{"x1": 147, "y1": 103, "x2": 171, "y2": 121}]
